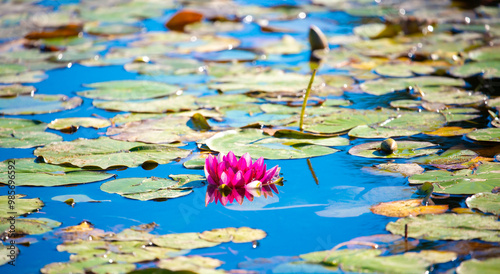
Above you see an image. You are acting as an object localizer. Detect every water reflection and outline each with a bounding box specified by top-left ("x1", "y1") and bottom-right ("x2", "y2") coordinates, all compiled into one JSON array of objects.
[{"x1": 205, "y1": 182, "x2": 279, "y2": 206}]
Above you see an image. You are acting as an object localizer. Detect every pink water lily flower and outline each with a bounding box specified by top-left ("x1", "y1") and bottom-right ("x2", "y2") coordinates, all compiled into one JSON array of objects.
[{"x1": 204, "y1": 151, "x2": 281, "y2": 206}]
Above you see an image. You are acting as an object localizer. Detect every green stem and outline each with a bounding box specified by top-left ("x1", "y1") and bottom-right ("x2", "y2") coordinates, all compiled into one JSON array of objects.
[{"x1": 299, "y1": 69, "x2": 317, "y2": 132}]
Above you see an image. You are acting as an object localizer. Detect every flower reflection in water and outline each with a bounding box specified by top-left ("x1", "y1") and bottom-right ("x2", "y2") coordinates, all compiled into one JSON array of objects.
[{"x1": 204, "y1": 151, "x2": 282, "y2": 206}]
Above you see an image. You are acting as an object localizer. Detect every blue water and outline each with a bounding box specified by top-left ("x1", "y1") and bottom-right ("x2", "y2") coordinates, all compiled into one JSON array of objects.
[{"x1": 0, "y1": 1, "x2": 493, "y2": 273}]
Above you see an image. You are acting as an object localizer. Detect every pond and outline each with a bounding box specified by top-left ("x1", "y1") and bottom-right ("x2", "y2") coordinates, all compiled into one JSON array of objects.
[{"x1": 1, "y1": 0, "x2": 500, "y2": 273}]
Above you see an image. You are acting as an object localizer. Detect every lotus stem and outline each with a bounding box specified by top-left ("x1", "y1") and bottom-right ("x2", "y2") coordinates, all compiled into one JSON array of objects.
[{"x1": 299, "y1": 69, "x2": 317, "y2": 132}]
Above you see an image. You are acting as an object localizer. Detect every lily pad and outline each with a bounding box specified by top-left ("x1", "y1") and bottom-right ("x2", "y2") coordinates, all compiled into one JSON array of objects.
[
  {"x1": 370, "y1": 199, "x2": 448, "y2": 217},
  {"x1": 375, "y1": 63, "x2": 435, "y2": 78},
  {"x1": 466, "y1": 192, "x2": 500, "y2": 215},
  {"x1": 425, "y1": 126, "x2": 475, "y2": 137},
  {"x1": 93, "y1": 95, "x2": 197, "y2": 113},
  {"x1": 467, "y1": 128, "x2": 500, "y2": 142},
  {"x1": 152, "y1": 233, "x2": 220, "y2": 250},
  {"x1": 258, "y1": 35, "x2": 305, "y2": 55},
  {"x1": 360, "y1": 76, "x2": 465, "y2": 96},
  {"x1": 468, "y1": 45, "x2": 500, "y2": 61},
  {"x1": 414, "y1": 149, "x2": 479, "y2": 169},
  {"x1": 0, "y1": 84, "x2": 35, "y2": 97},
  {"x1": 0, "y1": 242, "x2": 18, "y2": 266},
  {"x1": 100, "y1": 176, "x2": 198, "y2": 201},
  {"x1": 205, "y1": 129, "x2": 339, "y2": 160},
  {"x1": 0, "y1": 71, "x2": 47, "y2": 84},
  {"x1": 34, "y1": 137, "x2": 191, "y2": 169},
  {"x1": 370, "y1": 163, "x2": 424, "y2": 177},
  {"x1": 0, "y1": 118, "x2": 62, "y2": 148},
  {"x1": 450, "y1": 60, "x2": 500, "y2": 79},
  {"x1": 408, "y1": 162, "x2": 500, "y2": 195},
  {"x1": 457, "y1": 257, "x2": 500, "y2": 274},
  {"x1": 157, "y1": 256, "x2": 224, "y2": 273},
  {"x1": 349, "y1": 141, "x2": 439, "y2": 159},
  {"x1": 107, "y1": 116, "x2": 216, "y2": 144},
  {"x1": 48, "y1": 118, "x2": 111, "y2": 131},
  {"x1": 386, "y1": 214, "x2": 500, "y2": 242},
  {"x1": 78, "y1": 80, "x2": 180, "y2": 101},
  {"x1": 0, "y1": 158, "x2": 114, "y2": 186},
  {"x1": 441, "y1": 108, "x2": 482, "y2": 123},
  {"x1": 0, "y1": 217, "x2": 61, "y2": 236},
  {"x1": 0, "y1": 94, "x2": 82, "y2": 115},
  {"x1": 0, "y1": 195, "x2": 43, "y2": 218},
  {"x1": 199, "y1": 227, "x2": 267, "y2": 243}
]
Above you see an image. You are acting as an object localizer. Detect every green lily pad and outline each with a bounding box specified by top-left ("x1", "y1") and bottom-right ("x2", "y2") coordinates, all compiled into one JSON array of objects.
[
  {"x1": 349, "y1": 141, "x2": 439, "y2": 159},
  {"x1": 124, "y1": 57, "x2": 203, "y2": 76},
  {"x1": 52, "y1": 194, "x2": 105, "y2": 204},
  {"x1": 48, "y1": 117, "x2": 111, "y2": 131},
  {"x1": 0, "y1": 71, "x2": 47, "y2": 84},
  {"x1": 408, "y1": 162, "x2": 500, "y2": 195},
  {"x1": 441, "y1": 108, "x2": 482, "y2": 123},
  {"x1": 371, "y1": 163, "x2": 424, "y2": 177},
  {"x1": 78, "y1": 80, "x2": 180, "y2": 101},
  {"x1": 258, "y1": 35, "x2": 305, "y2": 55},
  {"x1": 84, "y1": 22, "x2": 142, "y2": 36},
  {"x1": 41, "y1": 258, "x2": 110, "y2": 274},
  {"x1": 0, "y1": 217, "x2": 61, "y2": 236},
  {"x1": 467, "y1": 128, "x2": 500, "y2": 142},
  {"x1": 374, "y1": 63, "x2": 435, "y2": 78},
  {"x1": 93, "y1": 95, "x2": 197, "y2": 113},
  {"x1": 152, "y1": 233, "x2": 220, "y2": 250},
  {"x1": 0, "y1": 118, "x2": 62, "y2": 148},
  {"x1": 157, "y1": 256, "x2": 224, "y2": 273},
  {"x1": 0, "y1": 158, "x2": 114, "y2": 186},
  {"x1": 100, "y1": 176, "x2": 198, "y2": 201},
  {"x1": 0, "y1": 63, "x2": 27, "y2": 75},
  {"x1": 466, "y1": 192, "x2": 500, "y2": 215},
  {"x1": 90, "y1": 263, "x2": 136, "y2": 274},
  {"x1": 0, "y1": 84, "x2": 35, "y2": 97},
  {"x1": 348, "y1": 111, "x2": 445, "y2": 138},
  {"x1": 0, "y1": 195, "x2": 43, "y2": 218},
  {"x1": 457, "y1": 257, "x2": 500, "y2": 274},
  {"x1": 386, "y1": 214, "x2": 500, "y2": 242},
  {"x1": 0, "y1": 242, "x2": 18, "y2": 266},
  {"x1": 360, "y1": 76, "x2": 465, "y2": 96},
  {"x1": 34, "y1": 137, "x2": 191, "y2": 169},
  {"x1": 468, "y1": 45, "x2": 500, "y2": 61},
  {"x1": 107, "y1": 116, "x2": 215, "y2": 144},
  {"x1": 205, "y1": 129, "x2": 339, "y2": 159},
  {"x1": 450, "y1": 60, "x2": 500, "y2": 79},
  {"x1": 196, "y1": 94, "x2": 259, "y2": 108},
  {"x1": 199, "y1": 227, "x2": 267, "y2": 243},
  {"x1": 353, "y1": 23, "x2": 400, "y2": 39},
  {"x1": 0, "y1": 94, "x2": 82, "y2": 115},
  {"x1": 413, "y1": 149, "x2": 478, "y2": 169},
  {"x1": 418, "y1": 86, "x2": 486, "y2": 106}
]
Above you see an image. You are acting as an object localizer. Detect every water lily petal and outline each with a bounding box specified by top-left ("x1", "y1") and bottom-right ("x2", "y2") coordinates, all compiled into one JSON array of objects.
[
  {"x1": 262, "y1": 165, "x2": 279, "y2": 184},
  {"x1": 246, "y1": 180, "x2": 262, "y2": 189},
  {"x1": 238, "y1": 153, "x2": 252, "y2": 171}
]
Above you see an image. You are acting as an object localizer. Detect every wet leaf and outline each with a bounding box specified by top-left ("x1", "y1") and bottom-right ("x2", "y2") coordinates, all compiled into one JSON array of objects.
[
  {"x1": 409, "y1": 162, "x2": 500, "y2": 194},
  {"x1": 371, "y1": 163, "x2": 424, "y2": 177},
  {"x1": 457, "y1": 257, "x2": 500, "y2": 274},
  {"x1": 93, "y1": 95, "x2": 197, "y2": 113},
  {"x1": 0, "y1": 118, "x2": 62, "y2": 148},
  {"x1": 425, "y1": 126, "x2": 475, "y2": 137},
  {"x1": 34, "y1": 137, "x2": 191, "y2": 169},
  {"x1": 205, "y1": 129, "x2": 340, "y2": 159},
  {"x1": 0, "y1": 217, "x2": 61, "y2": 236},
  {"x1": 152, "y1": 233, "x2": 220, "y2": 250},
  {"x1": 0, "y1": 195, "x2": 43, "y2": 218},
  {"x1": 100, "y1": 176, "x2": 197, "y2": 201},
  {"x1": 387, "y1": 214, "x2": 500, "y2": 242},
  {"x1": 157, "y1": 256, "x2": 223, "y2": 272},
  {"x1": 370, "y1": 199, "x2": 448, "y2": 217},
  {"x1": 199, "y1": 227, "x2": 267, "y2": 243},
  {"x1": 0, "y1": 158, "x2": 114, "y2": 186},
  {"x1": 78, "y1": 80, "x2": 180, "y2": 101},
  {"x1": 419, "y1": 87, "x2": 486, "y2": 106},
  {"x1": 41, "y1": 258, "x2": 110, "y2": 274},
  {"x1": 360, "y1": 76, "x2": 465, "y2": 96},
  {"x1": 0, "y1": 94, "x2": 82, "y2": 115},
  {"x1": 48, "y1": 117, "x2": 111, "y2": 132},
  {"x1": 349, "y1": 140, "x2": 439, "y2": 159},
  {"x1": 414, "y1": 149, "x2": 478, "y2": 169},
  {"x1": 467, "y1": 128, "x2": 500, "y2": 142},
  {"x1": 466, "y1": 192, "x2": 500, "y2": 215}
]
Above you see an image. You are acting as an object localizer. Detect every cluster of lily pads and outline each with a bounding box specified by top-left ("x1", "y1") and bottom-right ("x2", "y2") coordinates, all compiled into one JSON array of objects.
[{"x1": 0, "y1": 0, "x2": 500, "y2": 272}]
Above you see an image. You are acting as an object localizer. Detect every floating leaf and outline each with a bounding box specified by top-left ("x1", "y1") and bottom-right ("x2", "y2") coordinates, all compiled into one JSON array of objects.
[
  {"x1": 258, "y1": 35, "x2": 305, "y2": 55},
  {"x1": 199, "y1": 227, "x2": 267, "y2": 243},
  {"x1": 414, "y1": 149, "x2": 478, "y2": 169},
  {"x1": 0, "y1": 242, "x2": 18, "y2": 266},
  {"x1": 457, "y1": 257, "x2": 500, "y2": 274},
  {"x1": 468, "y1": 45, "x2": 500, "y2": 61},
  {"x1": 0, "y1": 84, "x2": 35, "y2": 97},
  {"x1": 48, "y1": 117, "x2": 111, "y2": 132},
  {"x1": 157, "y1": 256, "x2": 224, "y2": 273},
  {"x1": 34, "y1": 137, "x2": 191, "y2": 169},
  {"x1": 374, "y1": 63, "x2": 435, "y2": 78},
  {"x1": 152, "y1": 233, "x2": 220, "y2": 250},
  {"x1": 0, "y1": 118, "x2": 62, "y2": 148},
  {"x1": 100, "y1": 176, "x2": 197, "y2": 201},
  {"x1": 93, "y1": 95, "x2": 197, "y2": 113},
  {"x1": 466, "y1": 192, "x2": 500, "y2": 215},
  {"x1": 165, "y1": 9, "x2": 203, "y2": 31},
  {"x1": 360, "y1": 76, "x2": 465, "y2": 96},
  {"x1": 52, "y1": 194, "x2": 105, "y2": 204},
  {"x1": 467, "y1": 128, "x2": 500, "y2": 142},
  {"x1": 425, "y1": 126, "x2": 475, "y2": 137},
  {"x1": 78, "y1": 80, "x2": 180, "y2": 101},
  {"x1": 0, "y1": 218, "x2": 61, "y2": 236},
  {"x1": 349, "y1": 141, "x2": 439, "y2": 159},
  {"x1": 0, "y1": 95, "x2": 82, "y2": 115},
  {"x1": 450, "y1": 60, "x2": 500, "y2": 79},
  {"x1": 205, "y1": 129, "x2": 339, "y2": 160},
  {"x1": 386, "y1": 214, "x2": 500, "y2": 242},
  {"x1": 353, "y1": 23, "x2": 400, "y2": 39},
  {"x1": 0, "y1": 71, "x2": 47, "y2": 84},
  {"x1": 371, "y1": 163, "x2": 424, "y2": 177},
  {"x1": 370, "y1": 199, "x2": 448, "y2": 217},
  {"x1": 409, "y1": 162, "x2": 500, "y2": 195},
  {"x1": 0, "y1": 158, "x2": 114, "y2": 187},
  {"x1": 0, "y1": 195, "x2": 43, "y2": 218}
]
